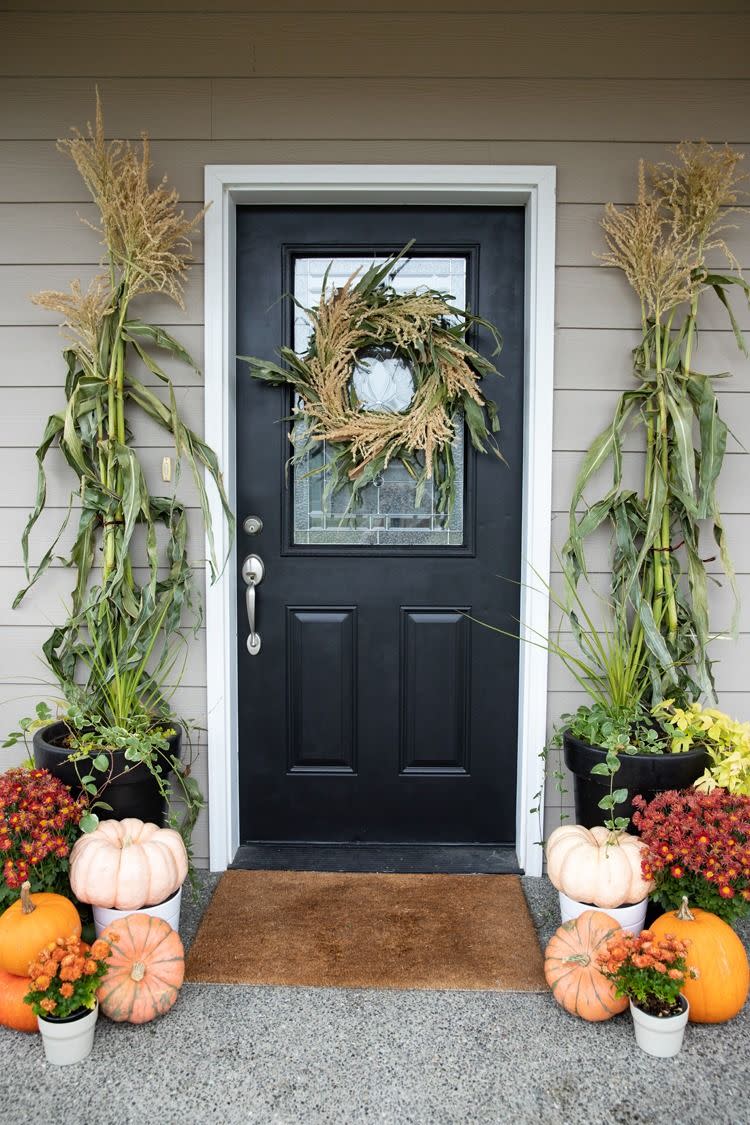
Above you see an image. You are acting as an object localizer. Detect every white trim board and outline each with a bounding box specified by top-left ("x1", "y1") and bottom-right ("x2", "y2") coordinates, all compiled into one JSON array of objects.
[{"x1": 203, "y1": 164, "x2": 556, "y2": 876}]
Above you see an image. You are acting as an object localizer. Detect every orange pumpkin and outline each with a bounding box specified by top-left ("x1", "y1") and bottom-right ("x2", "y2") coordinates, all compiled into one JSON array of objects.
[
  {"x1": 0, "y1": 882, "x2": 81, "y2": 977},
  {"x1": 98, "y1": 913, "x2": 184, "y2": 1024},
  {"x1": 544, "y1": 909, "x2": 629, "y2": 1021},
  {"x1": 650, "y1": 897, "x2": 750, "y2": 1024},
  {"x1": 0, "y1": 969, "x2": 38, "y2": 1033}
]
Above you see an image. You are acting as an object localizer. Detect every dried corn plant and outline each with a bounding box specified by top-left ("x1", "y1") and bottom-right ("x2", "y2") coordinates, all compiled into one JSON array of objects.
[
  {"x1": 242, "y1": 246, "x2": 503, "y2": 518},
  {"x1": 15, "y1": 95, "x2": 234, "y2": 839},
  {"x1": 563, "y1": 142, "x2": 749, "y2": 704}
]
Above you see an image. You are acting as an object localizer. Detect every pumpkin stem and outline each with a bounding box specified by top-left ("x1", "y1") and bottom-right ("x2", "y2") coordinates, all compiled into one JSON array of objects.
[
  {"x1": 20, "y1": 881, "x2": 35, "y2": 916},
  {"x1": 676, "y1": 896, "x2": 695, "y2": 922},
  {"x1": 130, "y1": 961, "x2": 146, "y2": 982}
]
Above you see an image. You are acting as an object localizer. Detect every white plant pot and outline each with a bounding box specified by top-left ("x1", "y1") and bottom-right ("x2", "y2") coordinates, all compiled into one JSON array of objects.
[
  {"x1": 558, "y1": 890, "x2": 648, "y2": 935},
  {"x1": 38, "y1": 1001, "x2": 98, "y2": 1066},
  {"x1": 630, "y1": 996, "x2": 689, "y2": 1058},
  {"x1": 93, "y1": 884, "x2": 182, "y2": 937}
]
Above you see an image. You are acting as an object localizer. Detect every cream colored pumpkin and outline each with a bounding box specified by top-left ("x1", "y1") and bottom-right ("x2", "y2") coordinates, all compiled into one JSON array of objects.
[
  {"x1": 69, "y1": 818, "x2": 188, "y2": 910},
  {"x1": 546, "y1": 825, "x2": 653, "y2": 909}
]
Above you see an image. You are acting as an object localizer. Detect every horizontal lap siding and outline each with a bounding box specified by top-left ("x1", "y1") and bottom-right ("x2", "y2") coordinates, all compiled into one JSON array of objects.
[{"x1": 0, "y1": 4, "x2": 748, "y2": 865}]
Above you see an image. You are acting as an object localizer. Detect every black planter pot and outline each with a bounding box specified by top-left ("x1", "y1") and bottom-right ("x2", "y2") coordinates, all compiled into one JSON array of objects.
[
  {"x1": 33, "y1": 720, "x2": 182, "y2": 826},
  {"x1": 563, "y1": 730, "x2": 709, "y2": 831}
]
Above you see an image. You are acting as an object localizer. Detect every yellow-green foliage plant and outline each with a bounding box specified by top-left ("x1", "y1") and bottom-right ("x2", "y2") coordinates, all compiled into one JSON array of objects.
[
  {"x1": 653, "y1": 700, "x2": 750, "y2": 796},
  {"x1": 563, "y1": 143, "x2": 749, "y2": 705}
]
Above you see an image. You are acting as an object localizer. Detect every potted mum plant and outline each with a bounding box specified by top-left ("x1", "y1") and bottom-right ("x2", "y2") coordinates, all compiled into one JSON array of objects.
[
  {"x1": 25, "y1": 932, "x2": 115, "y2": 1066},
  {"x1": 633, "y1": 788, "x2": 750, "y2": 926},
  {"x1": 557, "y1": 142, "x2": 749, "y2": 826},
  {"x1": 596, "y1": 929, "x2": 696, "y2": 1057},
  {"x1": 6, "y1": 94, "x2": 233, "y2": 852},
  {"x1": 0, "y1": 767, "x2": 84, "y2": 907}
]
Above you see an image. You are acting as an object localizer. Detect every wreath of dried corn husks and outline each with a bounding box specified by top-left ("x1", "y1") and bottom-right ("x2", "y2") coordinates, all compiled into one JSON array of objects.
[{"x1": 242, "y1": 247, "x2": 504, "y2": 518}]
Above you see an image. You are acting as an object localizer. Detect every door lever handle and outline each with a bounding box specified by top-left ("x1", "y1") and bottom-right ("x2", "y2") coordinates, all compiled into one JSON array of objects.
[{"x1": 242, "y1": 554, "x2": 264, "y2": 655}]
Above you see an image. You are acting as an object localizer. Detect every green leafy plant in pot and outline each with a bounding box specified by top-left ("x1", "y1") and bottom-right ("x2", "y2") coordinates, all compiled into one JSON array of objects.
[
  {"x1": 5, "y1": 95, "x2": 233, "y2": 852},
  {"x1": 557, "y1": 142, "x2": 749, "y2": 827},
  {"x1": 505, "y1": 565, "x2": 709, "y2": 834}
]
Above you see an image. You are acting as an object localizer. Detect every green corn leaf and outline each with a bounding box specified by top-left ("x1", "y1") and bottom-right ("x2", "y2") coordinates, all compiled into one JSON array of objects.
[
  {"x1": 125, "y1": 376, "x2": 234, "y2": 580},
  {"x1": 665, "y1": 386, "x2": 696, "y2": 506},
  {"x1": 123, "y1": 321, "x2": 201, "y2": 373},
  {"x1": 689, "y1": 374, "x2": 728, "y2": 518},
  {"x1": 713, "y1": 513, "x2": 740, "y2": 638},
  {"x1": 706, "y1": 279, "x2": 748, "y2": 357}
]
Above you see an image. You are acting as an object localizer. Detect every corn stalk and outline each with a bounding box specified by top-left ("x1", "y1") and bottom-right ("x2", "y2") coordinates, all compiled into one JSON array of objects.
[
  {"x1": 12, "y1": 98, "x2": 234, "y2": 841},
  {"x1": 562, "y1": 145, "x2": 749, "y2": 705}
]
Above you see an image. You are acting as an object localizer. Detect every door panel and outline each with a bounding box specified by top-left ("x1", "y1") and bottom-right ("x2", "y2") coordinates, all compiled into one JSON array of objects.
[
  {"x1": 235, "y1": 205, "x2": 524, "y2": 847},
  {"x1": 287, "y1": 606, "x2": 357, "y2": 773},
  {"x1": 400, "y1": 609, "x2": 470, "y2": 774}
]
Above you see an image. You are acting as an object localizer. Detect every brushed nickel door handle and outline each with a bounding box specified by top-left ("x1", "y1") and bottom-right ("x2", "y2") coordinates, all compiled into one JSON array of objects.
[{"x1": 242, "y1": 553, "x2": 264, "y2": 655}]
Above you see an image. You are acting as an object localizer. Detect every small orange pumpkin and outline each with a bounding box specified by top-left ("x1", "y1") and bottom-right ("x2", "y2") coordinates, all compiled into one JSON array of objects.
[
  {"x1": 0, "y1": 882, "x2": 81, "y2": 977},
  {"x1": 650, "y1": 897, "x2": 750, "y2": 1024},
  {"x1": 0, "y1": 969, "x2": 38, "y2": 1033},
  {"x1": 98, "y1": 913, "x2": 184, "y2": 1024},
  {"x1": 544, "y1": 909, "x2": 629, "y2": 1021}
]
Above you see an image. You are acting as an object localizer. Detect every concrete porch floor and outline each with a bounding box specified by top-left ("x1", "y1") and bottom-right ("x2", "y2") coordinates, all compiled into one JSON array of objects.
[{"x1": 1, "y1": 874, "x2": 747, "y2": 1125}]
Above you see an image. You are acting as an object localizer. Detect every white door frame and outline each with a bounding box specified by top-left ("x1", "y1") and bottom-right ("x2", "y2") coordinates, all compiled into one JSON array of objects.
[{"x1": 203, "y1": 164, "x2": 556, "y2": 875}]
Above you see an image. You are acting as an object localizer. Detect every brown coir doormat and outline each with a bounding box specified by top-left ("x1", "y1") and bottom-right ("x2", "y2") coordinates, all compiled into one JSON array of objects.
[{"x1": 186, "y1": 870, "x2": 546, "y2": 991}]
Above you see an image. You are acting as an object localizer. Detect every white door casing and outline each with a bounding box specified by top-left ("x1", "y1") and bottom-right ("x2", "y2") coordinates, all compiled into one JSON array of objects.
[{"x1": 203, "y1": 165, "x2": 556, "y2": 874}]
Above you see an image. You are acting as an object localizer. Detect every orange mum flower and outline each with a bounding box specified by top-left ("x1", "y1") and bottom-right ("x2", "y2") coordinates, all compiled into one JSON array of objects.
[
  {"x1": 33, "y1": 974, "x2": 51, "y2": 991},
  {"x1": 59, "y1": 983, "x2": 74, "y2": 998}
]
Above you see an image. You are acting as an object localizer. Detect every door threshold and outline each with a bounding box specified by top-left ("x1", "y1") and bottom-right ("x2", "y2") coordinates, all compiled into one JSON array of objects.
[{"x1": 230, "y1": 843, "x2": 521, "y2": 875}]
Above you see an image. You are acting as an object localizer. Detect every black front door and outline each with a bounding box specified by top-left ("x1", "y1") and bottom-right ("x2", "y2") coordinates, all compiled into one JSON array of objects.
[{"x1": 235, "y1": 206, "x2": 524, "y2": 849}]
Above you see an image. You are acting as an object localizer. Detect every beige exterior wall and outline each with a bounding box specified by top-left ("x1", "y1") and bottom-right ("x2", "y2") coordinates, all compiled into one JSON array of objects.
[{"x1": 0, "y1": 1, "x2": 748, "y2": 865}]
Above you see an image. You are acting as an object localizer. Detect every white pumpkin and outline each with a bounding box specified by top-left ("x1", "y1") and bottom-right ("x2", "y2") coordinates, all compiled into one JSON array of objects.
[
  {"x1": 70, "y1": 818, "x2": 188, "y2": 910},
  {"x1": 545, "y1": 824, "x2": 654, "y2": 909}
]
